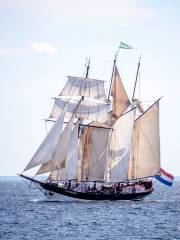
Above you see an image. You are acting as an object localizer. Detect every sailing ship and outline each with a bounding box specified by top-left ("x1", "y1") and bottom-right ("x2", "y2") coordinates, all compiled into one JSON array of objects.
[{"x1": 20, "y1": 45, "x2": 162, "y2": 201}]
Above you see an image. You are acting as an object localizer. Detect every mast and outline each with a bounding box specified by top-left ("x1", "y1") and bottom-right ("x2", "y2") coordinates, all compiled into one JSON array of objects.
[
  {"x1": 131, "y1": 57, "x2": 141, "y2": 178},
  {"x1": 108, "y1": 42, "x2": 130, "y2": 101},
  {"x1": 85, "y1": 58, "x2": 91, "y2": 79},
  {"x1": 132, "y1": 56, "x2": 141, "y2": 101},
  {"x1": 108, "y1": 51, "x2": 118, "y2": 101}
]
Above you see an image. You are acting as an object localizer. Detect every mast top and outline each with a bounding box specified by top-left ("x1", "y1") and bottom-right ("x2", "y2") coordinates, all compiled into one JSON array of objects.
[
  {"x1": 132, "y1": 55, "x2": 141, "y2": 101},
  {"x1": 107, "y1": 43, "x2": 122, "y2": 100}
]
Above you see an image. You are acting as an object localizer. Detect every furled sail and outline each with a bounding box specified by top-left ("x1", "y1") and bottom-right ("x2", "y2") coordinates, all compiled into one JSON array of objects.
[
  {"x1": 23, "y1": 105, "x2": 67, "y2": 172},
  {"x1": 49, "y1": 96, "x2": 110, "y2": 123},
  {"x1": 60, "y1": 76, "x2": 106, "y2": 100},
  {"x1": 36, "y1": 114, "x2": 75, "y2": 175},
  {"x1": 111, "y1": 66, "x2": 130, "y2": 117},
  {"x1": 128, "y1": 102, "x2": 160, "y2": 180},
  {"x1": 78, "y1": 126, "x2": 110, "y2": 181},
  {"x1": 104, "y1": 108, "x2": 135, "y2": 182}
]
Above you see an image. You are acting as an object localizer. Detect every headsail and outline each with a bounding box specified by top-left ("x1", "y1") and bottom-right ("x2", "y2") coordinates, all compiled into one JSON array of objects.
[
  {"x1": 128, "y1": 101, "x2": 160, "y2": 180},
  {"x1": 23, "y1": 105, "x2": 67, "y2": 172},
  {"x1": 36, "y1": 113, "x2": 75, "y2": 175}
]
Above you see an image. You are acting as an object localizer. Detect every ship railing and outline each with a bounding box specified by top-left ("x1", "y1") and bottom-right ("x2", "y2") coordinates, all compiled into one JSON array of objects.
[{"x1": 47, "y1": 178, "x2": 152, "y2": 193}]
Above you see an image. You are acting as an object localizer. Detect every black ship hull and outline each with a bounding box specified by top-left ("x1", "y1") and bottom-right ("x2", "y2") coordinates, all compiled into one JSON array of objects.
[{"x1": 20, "y1": 174, "x2": 153, "y2": 201}]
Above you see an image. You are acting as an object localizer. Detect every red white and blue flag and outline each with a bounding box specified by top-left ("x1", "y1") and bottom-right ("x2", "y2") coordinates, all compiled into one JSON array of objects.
[{"x1": 155, "y1": 168, "x2": 174, "y2": 186}]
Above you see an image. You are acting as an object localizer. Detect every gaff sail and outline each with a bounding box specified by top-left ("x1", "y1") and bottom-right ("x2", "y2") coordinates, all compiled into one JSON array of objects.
[
  {"x1": 104, "y1": 108, "x2": 135, "y2": 182},
  {"x1": 78, "y1": 126, "x2": 110, "y2": 181},
  {"x1": 128, "y1": 101, "x2": 160, "y2": 180}
]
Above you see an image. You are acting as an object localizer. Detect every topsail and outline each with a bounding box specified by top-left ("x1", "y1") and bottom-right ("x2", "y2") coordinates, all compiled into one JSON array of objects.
[
  {"x1": 49, "y1": 96, "x2": 110, "y2": 123},
  {"x1": 60, "y1": 76, "x2": 106, "y2": 101},
  {"x1": 111, "y1": 66, "x2": 130, "y2": 118}
]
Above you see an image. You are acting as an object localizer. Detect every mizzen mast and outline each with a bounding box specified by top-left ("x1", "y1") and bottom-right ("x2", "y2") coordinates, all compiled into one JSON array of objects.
[{"x1": 132, "y1": 56, "x2": 141, "y2": 101}]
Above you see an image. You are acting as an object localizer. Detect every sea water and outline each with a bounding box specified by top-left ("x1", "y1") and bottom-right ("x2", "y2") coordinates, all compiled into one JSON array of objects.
[{"x1": 0, "y1": 177, "x2": 180, "y2": 240}]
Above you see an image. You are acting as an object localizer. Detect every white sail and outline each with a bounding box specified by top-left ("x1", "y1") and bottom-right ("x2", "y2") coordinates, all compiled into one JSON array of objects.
[
  {"x1": 111, "y1": 66, "x2": 130, "y2": 117},
  {"x1": 59, "y1": 121, "x2": 79, "y2": 180},
  {"x1": 79, "y1": 126, "x2": 110, "y2": 181},
  {"x1": 49, "y1": 97, "x2": 110, "y2": 123},
  {"x1": 105, "y1": 108, "x2": 135, "y2": 182},
  {"x1": 128, "y1": 102, "x2": 160, "y2": 180},
  {"x1": 60, "y1": 76, "x2": 106, "y2": 100},
  {"x1": 36, "y1": 114, "x2": 75, "y2": 175},
  {"x1": 23, "y1": 106, "x2": 66, "y2": 172}
]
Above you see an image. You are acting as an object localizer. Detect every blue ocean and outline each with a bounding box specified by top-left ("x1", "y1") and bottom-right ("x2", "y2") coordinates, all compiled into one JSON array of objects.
[{"x1": 0, "y1": 177, "x2": 180, "y2": 240}]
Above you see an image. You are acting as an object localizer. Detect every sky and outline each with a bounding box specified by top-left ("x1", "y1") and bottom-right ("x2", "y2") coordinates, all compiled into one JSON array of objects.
[{"x1": 0, "y1": 0, "x2": 180, "y2": 176}]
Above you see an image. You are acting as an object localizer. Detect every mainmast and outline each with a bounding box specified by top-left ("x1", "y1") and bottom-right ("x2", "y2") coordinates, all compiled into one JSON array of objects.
[
  {"x1": 108, "y1": 48, "x2": 119, "y2": 101},
  {"x1": 132, "y1": 56, "x2": 141, "y2": 101},
  {"x1": 108, "y1": 41, "x2": 133, "y2": 101}
]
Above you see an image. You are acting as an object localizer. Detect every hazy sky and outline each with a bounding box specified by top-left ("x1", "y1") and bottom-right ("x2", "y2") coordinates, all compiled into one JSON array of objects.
[{"x1": 0, "y1": 0, "x2": 180, "y2": 176}]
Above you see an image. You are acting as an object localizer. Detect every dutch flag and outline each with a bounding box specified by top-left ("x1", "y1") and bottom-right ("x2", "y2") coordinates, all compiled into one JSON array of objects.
[{"x1": 155, "y1": 168, "x2": 174, "y2": 186}]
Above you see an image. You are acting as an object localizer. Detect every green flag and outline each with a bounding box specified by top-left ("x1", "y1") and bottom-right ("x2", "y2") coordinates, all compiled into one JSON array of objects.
[{"x1": 119, "y1": 41, "x2": 133, "y2": 49}]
